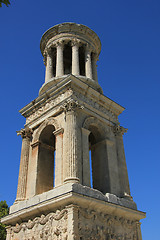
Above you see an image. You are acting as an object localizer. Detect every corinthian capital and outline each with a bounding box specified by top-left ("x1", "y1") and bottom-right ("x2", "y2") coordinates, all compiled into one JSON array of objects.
[
  {"x1": 55, "y1": 40, "x2": 64, "y2": 48},
  {"x1": 17, "y1": 126, "x2": 33, "y2": 139},
  {"x1": 60, "y1": 99, "x2": 84, "y2": 113},
  {"x1": 71, "y1": 38, "x2": 81, "y2": 47},
  {"x1": 112, "y1": 124, "x2": 128, "y2": 136}
]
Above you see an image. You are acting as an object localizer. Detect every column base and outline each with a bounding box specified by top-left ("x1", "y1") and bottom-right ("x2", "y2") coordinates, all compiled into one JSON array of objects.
[{"x1": 64, "y1": 177, "x2": 80, "y2": 183}]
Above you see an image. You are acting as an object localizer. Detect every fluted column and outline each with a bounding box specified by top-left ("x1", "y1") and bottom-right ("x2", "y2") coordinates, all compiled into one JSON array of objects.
[
  {"x1": 92, "y1": 53, "x2": 98, "y2": 82},
  {"x1": 16, "y1": 127, "x2": 32, "y2": 201},
  {"x1": 85, "y1": 44, "x2": 93, "y2": 79},
  {"x1": 62, "y1": 100, "x2": 83, "y2": 183},
  {"x1": 81, "y1": 128, "x2": 91, "y2": 187},
  {"x1": 56, "y1": 41, "x2": 64, "y2": 77},
  {"x1": 45, "y1": 48, "x2": 53, "y2": 83},
  {"x1": 71, "y1": 39, "x2": 80, "y2": 75}
]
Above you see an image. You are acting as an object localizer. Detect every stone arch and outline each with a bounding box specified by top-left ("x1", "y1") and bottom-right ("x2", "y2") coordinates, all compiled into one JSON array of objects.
[
  {"x1": 33, "y1": 117, "x2": 60, "y2": 143},
  {"x1": 82, "y1": 116, "x2": 110, "y2": 194},
  {"x1": 83, "y1": 116, "x2": 109, "y2": 140},
  {"x1": 31, "y1": 117, "x2": 61, "y2": 195}
]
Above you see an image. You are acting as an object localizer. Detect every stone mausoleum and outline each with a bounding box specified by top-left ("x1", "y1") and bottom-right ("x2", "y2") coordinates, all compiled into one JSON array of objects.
[{"x1": 2, "y1": 23, "x2": 145, "y2": 239}]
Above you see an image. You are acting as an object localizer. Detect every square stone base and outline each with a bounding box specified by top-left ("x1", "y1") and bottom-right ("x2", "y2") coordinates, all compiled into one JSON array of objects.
[{"x1": 2, "y1": 183, "x2": 145, "y2": 240}]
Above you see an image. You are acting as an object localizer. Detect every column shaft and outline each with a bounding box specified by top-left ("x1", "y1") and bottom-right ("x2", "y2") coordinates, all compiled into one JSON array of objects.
[
  {"x1": 56, "y1": 43, "x2": 64, "y2": 77},
  {"x1": 16, "y1": 135, "x2": 31, "y2": 201},
  {"x1": 45, "y1": 52, "x2": 53, "y2": 83},
  {"x1": 64, "y1": 111, "x2": 80, "y2": 183},
  {"x1": 92, "y1": 53, "x2": 98, "y2": 82},
  {"x1": 72, "y1": 43, "x2": 80, "y2": 75},
  {"x1": 85, "y1": 47, "x2": 92, "y2": 79}
]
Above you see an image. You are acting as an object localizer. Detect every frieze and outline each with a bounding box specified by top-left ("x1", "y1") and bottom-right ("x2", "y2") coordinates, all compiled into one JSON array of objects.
[
  {"x1": 6, "y1": 206, "x2": 140, "y2": 240},
  {"x1": 73, "y1": 91, "x2": 118, "y2": 123},
  {"x1": 25, "y1": 88, "x2": 118, "y2": 124},
  {"x1": 26, "y1": 89, "x2": 73, "y2": 124}
]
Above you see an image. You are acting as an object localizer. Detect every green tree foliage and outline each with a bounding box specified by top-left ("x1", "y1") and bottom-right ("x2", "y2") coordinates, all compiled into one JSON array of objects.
[
  {"x1": 0, "y1": 201, "x2": 9, "y2": 240},
  {"x1": 0, "y1": 0, "x2": 10, "y2": 7}
]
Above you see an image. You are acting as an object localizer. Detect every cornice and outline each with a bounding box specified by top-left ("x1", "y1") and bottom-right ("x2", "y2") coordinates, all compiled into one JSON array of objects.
[{"x1": 1, "y1": 183, "x2": 145, "y2": 226}]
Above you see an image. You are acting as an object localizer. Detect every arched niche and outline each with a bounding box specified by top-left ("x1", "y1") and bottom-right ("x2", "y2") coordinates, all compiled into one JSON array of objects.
[
  {"x1": 82, "y1": 117, "x2": 110, "y2": 194},
  {"x1": 32, "y1": 117, "x2": 61, "y2": 195},
  {"x1": 36, "y1": 125, "x2": 55, "y2": 194}
]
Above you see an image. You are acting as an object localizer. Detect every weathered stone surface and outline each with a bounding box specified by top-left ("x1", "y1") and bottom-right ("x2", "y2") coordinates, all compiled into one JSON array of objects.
[{"x1": 4, "y1": 202, "x2": 143, "y2": 240}]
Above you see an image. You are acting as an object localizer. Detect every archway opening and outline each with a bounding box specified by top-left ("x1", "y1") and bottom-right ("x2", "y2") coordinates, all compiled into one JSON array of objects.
[
  {"x1": 88, "y1": 126, "x2": 110, "y2": 194},
  {"x1": 36, "y1": 125, "x2": 55, "y2": 194}
]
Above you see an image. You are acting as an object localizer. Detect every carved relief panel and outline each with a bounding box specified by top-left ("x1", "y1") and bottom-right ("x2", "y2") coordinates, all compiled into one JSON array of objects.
[
  {"x1": 7, "y1": 206, "x2": 141, "y2": 240},
  {"x1": 8, "y1": 209, "x2": 68, "y2": 240}
]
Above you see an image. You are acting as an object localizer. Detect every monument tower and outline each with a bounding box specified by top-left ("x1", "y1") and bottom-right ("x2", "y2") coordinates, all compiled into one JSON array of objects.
[{"x1": 2, "y1": 23, "x2": 145, "y2": 239}]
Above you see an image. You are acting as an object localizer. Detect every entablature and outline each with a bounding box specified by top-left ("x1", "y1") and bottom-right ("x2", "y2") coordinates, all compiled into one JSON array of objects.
[{"x1": 19, "y1": 75, "x2": 125, "y2": 128}]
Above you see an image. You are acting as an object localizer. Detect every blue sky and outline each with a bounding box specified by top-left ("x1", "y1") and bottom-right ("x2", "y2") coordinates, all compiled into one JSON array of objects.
[{"x1": 0, "y1": 0, "x2": 160, "y2": 239}]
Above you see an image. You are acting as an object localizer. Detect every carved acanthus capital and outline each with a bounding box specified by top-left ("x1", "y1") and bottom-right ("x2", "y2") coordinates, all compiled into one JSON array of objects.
[
  {"x1": 60, "y1": 99, "x2": 84, "y2": 113},
  {"x1": 17, "y1": 127, "x2": 33, "y2": 139},
  {"x1": 55, "y1": 40, "x2": 64, "y2": 48},
  {"x1": 71, "y1": 38, "x2": 81, "y2": 47},
  {"x1": 112, "y1": 124, "x2": 128, "y2": 136}
]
